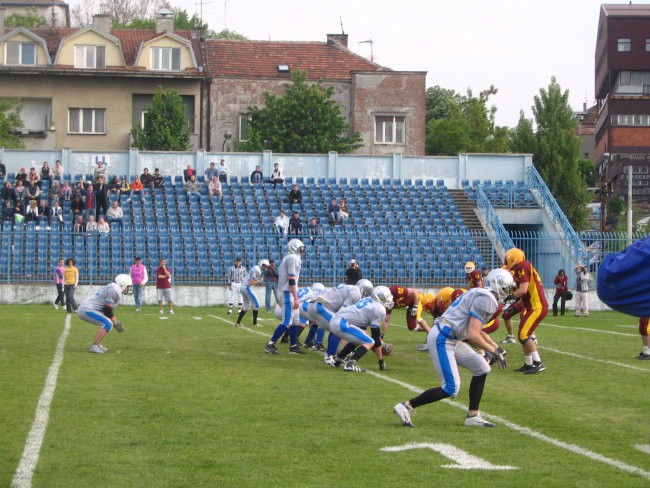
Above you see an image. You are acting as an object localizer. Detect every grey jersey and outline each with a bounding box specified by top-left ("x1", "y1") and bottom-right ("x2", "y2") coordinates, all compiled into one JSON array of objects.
[
  {"x1": 79, "y1": 282, "x2": 122, "y2": 312},
  {"x1": 297, "y1": 286, "x2": 323, "y2": 303},
  {"x1": 333, "y1": 297, "x2": 386, "y2": 329},
  {"x1": 243, "y1": 265, "x2": 262, "y2": 286},
  {"x1": 227, "y1": 265, "x2": 246, "y2": 283},
  {"x1": 278, "y1": 253, "x2": 302, "y2": 292},
  {"x1": 441, "y1": 287, "x2": 498, "y2": 341},
  {"x1": 316, "y1": 284, "x2": 361, "y2": 313}
]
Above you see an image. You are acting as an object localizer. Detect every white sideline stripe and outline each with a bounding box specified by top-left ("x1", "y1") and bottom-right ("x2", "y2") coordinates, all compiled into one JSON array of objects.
[
  {"x1": 634, "y1": 445, "x2": 650, "y2": 455},
  {"x1": 539, "y1": 346, "x2": 648, "y2": 372},
  {"x1": 12, "y1": 315, "x2": 71, "y2": 488},
  {"x1": 206, "y1": 314, "x2": 650, "y2": 481},
  {"x1": 208, "y1": 315, "x2": 269, "y2": 337},
  {"x1": 545, "y1": 323, "x2": 636, "y2": 337}
]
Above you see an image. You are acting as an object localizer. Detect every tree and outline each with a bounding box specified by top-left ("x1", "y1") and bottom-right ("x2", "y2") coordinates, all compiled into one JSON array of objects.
[
  {"x1": 0, "y1": 99, "x2": 24, "y2": 149},
  {"x1": 130, "y1": 86, "x2": 190, "y2": 151},
  {"x1": 72, "y1": 0, "x2": 164, "y2": 27},
  {"x1": 425, "y1": 85, "x2": 510, "y2": 155},
  {"x1": 5, "y1": 7, "x2": 46, "y2": 28},
  {"x1": 514, "y1": 77, "x2": 591, "y2": 230},
  {"x1": 241, "y1": 71, "x2": 362, "y2": 154}
]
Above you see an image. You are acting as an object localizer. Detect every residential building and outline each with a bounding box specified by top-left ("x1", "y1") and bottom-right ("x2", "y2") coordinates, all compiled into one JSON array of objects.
[{"x1": 0, "y1": 0, "x2": 69, "y2": 28}]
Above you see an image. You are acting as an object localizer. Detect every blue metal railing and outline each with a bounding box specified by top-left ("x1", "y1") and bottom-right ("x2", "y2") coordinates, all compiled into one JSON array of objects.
[{"x1": 474, "y1": 185, "x2": 515, "y2": 255}]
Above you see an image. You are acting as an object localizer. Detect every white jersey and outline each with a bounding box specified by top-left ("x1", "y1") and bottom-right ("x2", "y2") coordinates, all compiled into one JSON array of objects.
[
  {"x1": 278, "y1": 253, "x2": 301, "y2": 292},
  {"x1": 297, "y1": 286, "x2": 323, "y2": 303},
  {"x1": 440, "y1": 287, "x2": 498, "y2": 341},
  {"x1": 333, "y1": 297, "x2": 386, "y2": 330},
  {"x1": 315, "y1": 284, "x2": 361, "y2": 313},
  {"x1": 78, "y1": 282, "x2": 122, "y2": 312},
  {"x1": 243, "y1": 265, "x2": 263, "y2": 286}
]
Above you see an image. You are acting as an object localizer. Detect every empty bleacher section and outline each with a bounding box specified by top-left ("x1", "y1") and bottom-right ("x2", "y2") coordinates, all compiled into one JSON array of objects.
[{"x1": 0, "y1": 175, "x2": 557, "y2": 287}]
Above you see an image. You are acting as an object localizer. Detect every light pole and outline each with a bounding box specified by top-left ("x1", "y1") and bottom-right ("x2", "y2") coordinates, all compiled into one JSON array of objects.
[
  {"x1": 599, "y1": 152, "x2": 610, "y2": 232},
  {"x1": 222, "y1": 130, "x2": 232, "y2": 151}
]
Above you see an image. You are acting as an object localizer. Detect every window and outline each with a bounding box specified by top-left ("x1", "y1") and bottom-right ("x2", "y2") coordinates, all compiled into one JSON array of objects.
[
  {"x1": 612, "y1": 114, "x2": 650, "y2": 126},
  {"x1": 239, "y1": 114, "x2": 250, "y2": 141},
  {"x1": 74, "y1": 45, "x2": 105, "y2": 68},
  {"x1": 620, "y1": 71, "x2": 631, "y2": 85},
  {"x1": 5, "y1": 41, "x2": 36, "y2": 65},
  {"x1": 151, "y1": 47, "x2": 181, "y2": 71},
  {"x1": 618, "y1": 38, "x2": 631, "y2": 52},
  {"x1": 68, "y1": 108, "x2": 106, "y2": 134},
  {"x1": 375, "y1": 115, "x2": 405, "y2": 144}
]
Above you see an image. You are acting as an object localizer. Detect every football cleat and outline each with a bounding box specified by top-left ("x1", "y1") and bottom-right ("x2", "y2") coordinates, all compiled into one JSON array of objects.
[
  {"x1": 514, "y1": 363, "x2": 535, "y2": 373},
  {"x1": 289, "y1": 345, "x2": 306, "y2": 355},
  {"x1": 88, "y1": 344, "x2": 107, "y2": 354},
  {"x1": 465, "y1": 414, "x2": 495, "y2": 427},
  {"x1": 500, "y1": 335, "x2": 516, "y2": 344},
  {"x1": 343, "y1": 360, "x2": 365, "y2": 372},
  {"x1": 169, "y1": 310, "x2": 175, "y2": 315},
  {"x1": 523, "y1": 361, "x2": 545, "y2": 374},
  {"x1": 635, "y1": 352, "x2": 650, "y2": 360},
  {"x1": 323, "y1": 355, "x2": 337, "y2": 367},
  {"x1": 393, "y1": 402, "x2": 415, "y2": 428},
  {"x1": 416, "y1": 343, "x2": 429, "y2": 352},
  {"x1": 264, "y1": 343, "x2": 280, "y2": 355}
]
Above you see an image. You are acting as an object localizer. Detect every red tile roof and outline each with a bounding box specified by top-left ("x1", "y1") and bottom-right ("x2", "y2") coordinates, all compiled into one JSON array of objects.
[{"x1": 204, "y1": 39, "x2": 389, "y2": 80}]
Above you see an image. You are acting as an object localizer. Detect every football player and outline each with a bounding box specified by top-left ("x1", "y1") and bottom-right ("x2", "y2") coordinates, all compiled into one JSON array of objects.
[
  {"x1": 382, "y1": 285, "x2": 431, "y2": 334},
  {"x1": 393, "y1": 269, "x2": 511, "y2": 429},
  {"x1": 465, "y1": 261, "x2": 483, "y2": 289},
  {"x1": 235, "y1": 259, "x2": 269, "y2": 327},
  {"x1": 77, "y1": 274, "x2": 132, "y2": 354}
]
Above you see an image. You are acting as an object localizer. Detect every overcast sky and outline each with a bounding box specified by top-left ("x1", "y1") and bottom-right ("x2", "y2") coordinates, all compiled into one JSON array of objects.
[{"x1": 71, "y1": 0, "x2": 616, "y2": 127}]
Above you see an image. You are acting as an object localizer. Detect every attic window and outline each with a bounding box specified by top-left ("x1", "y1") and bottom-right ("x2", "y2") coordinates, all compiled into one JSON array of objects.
[{"x1": 277, "y1": 64, "x2": 290, "y2": 72}]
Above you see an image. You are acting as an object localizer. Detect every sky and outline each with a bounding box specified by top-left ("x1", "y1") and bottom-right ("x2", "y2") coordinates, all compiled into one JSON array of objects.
[{"x1": 70, "y1": 0, "x2": 616, "y2": 127}]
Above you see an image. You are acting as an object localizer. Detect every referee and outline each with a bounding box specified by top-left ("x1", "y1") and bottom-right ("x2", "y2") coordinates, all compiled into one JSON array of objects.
[{"x1": 227, "y1": 257, "x2": 246, "y2": 314}]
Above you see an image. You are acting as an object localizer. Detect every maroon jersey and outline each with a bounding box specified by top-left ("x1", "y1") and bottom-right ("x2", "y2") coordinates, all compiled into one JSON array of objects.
[
  {"x1": 466, "y1": 269, "x2": 483, "y2": 288},
  {"x1": 389, "y1": 285, "x2": 416, "y2": 308}
]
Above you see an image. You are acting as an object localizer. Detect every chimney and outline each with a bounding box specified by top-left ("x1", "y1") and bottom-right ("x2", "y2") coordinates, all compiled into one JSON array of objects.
[
  {"x1": 327, "y1": 33, "x2": 348, "y2": 49},
  {"x1": 0, "y1": 8, "x2": 5, "y2": 31},
  {"x1": 155, "y1": 8, "x2": 175, "y2": 34},
  {"x1": 92, "y1": 14, "x2": 112, "y2": 34}
]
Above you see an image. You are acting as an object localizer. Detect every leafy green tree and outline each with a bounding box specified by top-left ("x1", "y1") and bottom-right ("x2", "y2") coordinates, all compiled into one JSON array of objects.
[
  {"x1": 212, "y1": 29, "x2": 247, "y2": 40},
  {"x1": 130, "y1": 86, "x2": 190, "y2": 151},
  {"x1": 5, "y1": 7, "x2": 46, "y2": 28},
  {"x1": 241, "y1": 71, "x2": 362, "y2": 154},
  {"x1": 578, "y1": 159, "x2": 596, "y2": 187},
  {"x1": 0, "y1": 99, "x2": 24, "y2": 149}
]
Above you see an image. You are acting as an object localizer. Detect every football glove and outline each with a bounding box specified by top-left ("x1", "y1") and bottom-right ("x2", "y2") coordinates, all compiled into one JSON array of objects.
[
  {"x1": 113, "y1": 321, "x2": 125, "y2": 333},
  {"x1": 378, "y1": 359, "x2": 387, "y2": 371},
  {"x1": 409, "y1": 307, "x2": 418, "y2": 317},
  {"x1": 492, "y1": 347, "x2": 507, "y2": 369},
  {"x1": 504, "y1": 294, "x2": 517, "y2": 304}
]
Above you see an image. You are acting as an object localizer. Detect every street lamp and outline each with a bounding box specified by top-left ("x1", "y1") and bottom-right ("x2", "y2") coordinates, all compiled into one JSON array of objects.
[
  {"x1": 599, "y1": 152, "x2": 610, "y2": 232},
  {"x1": 222, "y1": 130, "x2": 232, "y2": 151}
]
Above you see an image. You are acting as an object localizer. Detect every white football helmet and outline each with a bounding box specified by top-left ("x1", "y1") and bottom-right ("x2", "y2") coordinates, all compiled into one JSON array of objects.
[
  {"x1": 484, "y1": 268, "x2": 515, "y2": 302},
  {"x1": 311, "y1": 282, "x2": 325, "y2": 292},
  {"x1": 371, "y1": 285, "x2": 394, "y2": 310},
  {"x1": 114, "y1": 274, "x2": 133, "y2": 295},
  {"x1": 258, "y1": 259, "x2": 270, "y2": 269},
  {"x1": 287, "y1": 238, "x2": 306, "y2": 256},
  {"x1": 356, "y1": 279, "x2": 373, "y2": 298}
]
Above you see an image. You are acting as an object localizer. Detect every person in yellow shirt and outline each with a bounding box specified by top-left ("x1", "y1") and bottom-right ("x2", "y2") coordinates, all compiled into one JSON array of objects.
[{"x1": 64, "y1": 258, "x2": 79, "y2": 313}]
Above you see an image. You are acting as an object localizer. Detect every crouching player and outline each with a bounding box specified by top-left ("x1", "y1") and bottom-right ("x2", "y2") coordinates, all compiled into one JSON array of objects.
[
  {"x1": 77, "y1": 274, "x2": 132, "y2": 354},
  {"x1": 328, "y1": 286, "x2": 394, "y2": 372}
]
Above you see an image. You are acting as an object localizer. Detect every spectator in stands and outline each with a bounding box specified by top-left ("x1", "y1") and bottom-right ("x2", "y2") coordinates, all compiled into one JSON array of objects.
[
  {"x1": 263, "y1": 259, "x2": 279, "y2": 312},
  {"x1": 183, "y1": 163, "x2": 195, "y2": 182},
  {"x1": 127, "y1": 176, "x2": 144, "y2": 202},
  {"x1": 339, "y1": 197, "x2": 351, "y2": 219},
  {"x1": 156, "y1": 258, "x2": 175, "y2": 315},
  {"x1": 269, "y1": 162, "x2": 284, "y2": 188},
  {"x1": 61, "y1": 181, "x2": 72, "y2": 201},
  {"x1": 37, "y1": 199, "x2": 51, "y2": 227},
  {"x1": 552, "y1": 269, "x2": 569, "y2": 316},
  {"x1": 119, "y1": 176, "x2": 130, "y2": 200},
  {"x1": 97, "y1": 216, "x2": 110, "y2": 233},
  {"x1": 184, "y1": 174, "x2": 202, "y2": 201},
  {"x1": 328, "y1": 197, "x2": 341, "y2": 223},
  {"x1": 307, "y1": 217, "x2": 323, "y2": 244},
  {"x1": 274, "y1": 210, "x2": 289, "y2": 235},
  {"x1": 40, "y1": 161, "x2": 52, "y2": 183},
  {"x1": 74, "y1": 180, "x2": 85, "y2": 198},
  {"x1": 50, "y1": 200, "x2": 63, "y2": 225},
  {"x1": 64, "y1": 258, "x2": 79, "y2": 313},
  {"x1": 2, "y1": 200, "x2": 14, "y2": 223},
  {"x1": 573, "y1": 264, "x2": 591, "y2": 317},
  {"x1": 205, "y1": 161, "x2": 218, "y2": 181},
  {"x1": 94, "y1": 161, "x2": 107, "y2": 181},
  {"x1": 107, "y1": 175, "x2": 121, "y2": 203},
  {"x1": 25, "y1": 180, "x2": 41, "y2": 203},
  {"x1": 49, "y1": 180, "x2": 62, "y2": 204},
  {"x1": 208, "y1": 174, "x2": 222, "y2": 202},
  {"x1": 153, "y1": 168, "x2": 164, "y2": 189},
  {"x1": 129, "y1": 256, "x2": 148, "y2": 312},
  {"x1": 25, "y1": 200, "x2": 39, "y2": 222},
  {"x1": 27, "y1": 167, "x2": 41, "y2": 188},
  {"x1": 85, "y1": 215, "x2": 98, "y2": 233},
  {"x1": 287, "y1": 184, "x2": 303, "y2": 211},
  {"x1": 140, "y1": 167, "x2": 155, "y2": 198},
  {"x1": 93, "y1": 176, "x2": 109, "y2": 220},
  {"x1": 71, "y1": 194, "x2": 84, "y2": 218},
  {"x1": 84, "y1": 181, "x2": 95, "y2": 217},
  {"x1": 106, "y1": 200, "x2": 123, "y2": 229},
  {"x1": 218, "y1": 159, "x2": 229, "y2": 184},
  {"x1": 52, "y1": 160, "x2": 64, "y2": 182},
  {"x1": 289, "y1": 211, "x2": 303, "y2": 235},
  {"x1": 15, "y1": 167, "x2": 27, "y2": 184},
  {"x1": 73, "y1": 215, "x2": 85, "y2": 233},
  {"x1": 1, "y1": 181, "x2": 14, "y2": 204},
  {"x1": 250, "y1": 165, "x2": 263, "y2": 184},
  {"x1": 0, "y1": 161, "x2": 5, "y2": 179},
  {"x1": 345, "y1": 259, "x2": 362, "y2": 285},
  {"x1": 53, "y1": 258, "x2": 66, "y2": 309}
]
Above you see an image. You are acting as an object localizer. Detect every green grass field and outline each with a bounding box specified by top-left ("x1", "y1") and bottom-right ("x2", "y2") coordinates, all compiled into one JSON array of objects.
[{"x1": 1, "y1": 304, "x2": 649, "y2": 487}]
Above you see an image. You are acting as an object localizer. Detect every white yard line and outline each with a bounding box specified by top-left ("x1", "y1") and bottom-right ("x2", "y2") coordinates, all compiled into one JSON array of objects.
[
  {"x1": 538, "y1": 346, "x2": 648, "y2": 372},
  {"x1": 12, "y1": 314, "x2": 72, "y2": 488},
  {"x1": 544, "y1": 323, "x2": 637, "y2": 337}
]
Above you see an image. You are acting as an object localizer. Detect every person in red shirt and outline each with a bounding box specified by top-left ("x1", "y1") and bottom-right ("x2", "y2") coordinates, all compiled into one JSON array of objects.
[
  {"x1": 552, "y1": 269, "x2": 569, "y2": 316},
  {"x1": 465, "y1": 262, "x2": 483, "y2": 289},
  {"x1": 382, "y1": 285, "x2": 430, "y2": 334},
  {"x1": 504, "y1": 247, "x2": 548, "y2": 374},
  {"x1": 127, "y1": 176, "x2": 144, "y2": 202},
  {"x1": 156, "y1": 258, "x2": 174, "y2": 315}
]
